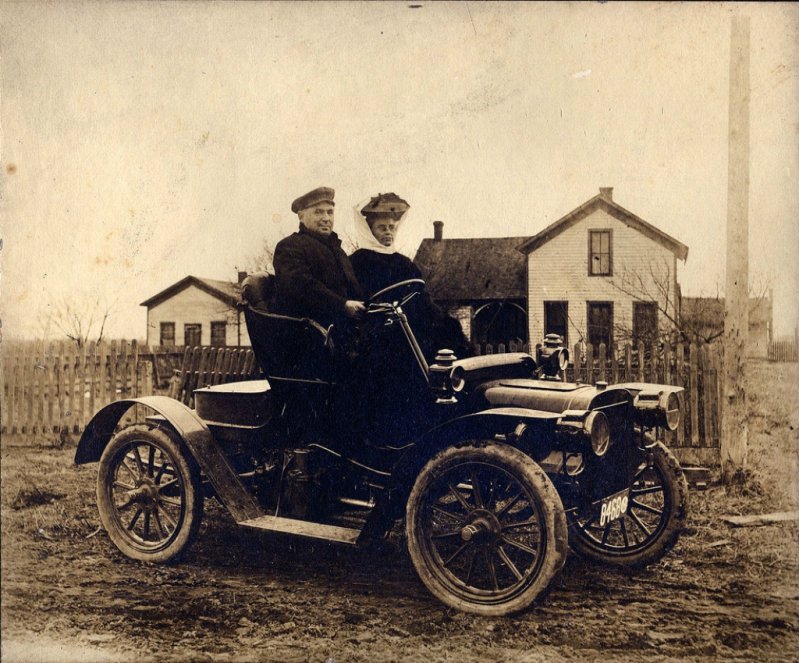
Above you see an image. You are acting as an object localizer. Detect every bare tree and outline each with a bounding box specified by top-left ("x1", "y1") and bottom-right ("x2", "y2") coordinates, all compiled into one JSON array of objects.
[
  {"x1": 607, "y1": 256, "x2": 685, "y2": 342},
  {"x1": 608, "y1": 258, "x2": 773, "y2": 344},
  {"x1": 39, "y1": 293, "x2": 115, "y2": 348},
  {"x1": 242, "y1": 238, "x2": 276, "y2": 275}
]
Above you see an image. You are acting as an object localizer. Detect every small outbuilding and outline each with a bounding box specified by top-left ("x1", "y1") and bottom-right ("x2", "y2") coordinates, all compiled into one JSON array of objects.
[
  {"x1": 140, "y1": 274, "x2": 249, "y2": 347},
  {"x1": 414, "y1": 223, "x2": 528, "y2": 348}
]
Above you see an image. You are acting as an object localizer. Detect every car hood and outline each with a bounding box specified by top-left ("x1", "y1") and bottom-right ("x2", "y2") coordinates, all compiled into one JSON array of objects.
[{"x1": 474, "y1": 378, "x2": 631, "y2": 414}]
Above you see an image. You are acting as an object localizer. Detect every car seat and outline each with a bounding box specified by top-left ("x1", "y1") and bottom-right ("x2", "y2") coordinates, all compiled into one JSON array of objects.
[{"x1": 240, "y1": 273, "x2": 335, "y2": 384}]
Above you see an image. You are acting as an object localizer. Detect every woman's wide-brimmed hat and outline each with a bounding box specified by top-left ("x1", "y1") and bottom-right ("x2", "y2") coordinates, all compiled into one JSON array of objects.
[{"x1": 360, "y1": 192, "x2": 409, "y2": 221}]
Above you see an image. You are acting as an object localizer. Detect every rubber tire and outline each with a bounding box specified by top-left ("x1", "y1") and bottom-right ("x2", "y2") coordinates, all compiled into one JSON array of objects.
[
  {"x1": 406, "y1": 442, "x2": 569, "y2": 616},
  {"x1": 569, "y1": 441, "x2": 688, "y2": 567},
  {"x1": 97, "y1": 425, "x2": 203, "y2": 563}
]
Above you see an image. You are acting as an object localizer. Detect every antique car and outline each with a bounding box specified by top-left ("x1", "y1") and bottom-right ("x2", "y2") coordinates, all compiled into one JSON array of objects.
[{"x1": 75, "y1": 277, "x2": 688, "y2": 616}]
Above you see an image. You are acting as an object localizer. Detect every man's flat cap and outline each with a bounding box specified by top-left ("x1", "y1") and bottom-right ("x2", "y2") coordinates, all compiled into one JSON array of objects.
[
  {"x1": 360, "y1": 192, "x2": 409, "y2": 219},
  {"x1": 291, "y1": 187, "x2": 335, "y2": 213}
]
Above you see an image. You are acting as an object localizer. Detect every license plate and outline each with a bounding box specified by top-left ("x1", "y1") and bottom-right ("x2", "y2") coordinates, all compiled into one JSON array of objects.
[{"x1": 596, "y1": 488, "x2": 630, "y2": 527}]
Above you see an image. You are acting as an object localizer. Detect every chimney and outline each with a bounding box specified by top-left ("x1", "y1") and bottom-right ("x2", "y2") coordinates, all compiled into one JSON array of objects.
[
  {"x1": 433, "y1": 220, "x2": 444, "y2": 241},
  {"x1": 599, "y1": 187, "x2": 614, "y2": 201},
  {"x1": 237, "y1": 270, "x2": 248, "y2": 284}
]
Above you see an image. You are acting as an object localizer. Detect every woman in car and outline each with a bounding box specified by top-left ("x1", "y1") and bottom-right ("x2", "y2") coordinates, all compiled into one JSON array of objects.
[{"x1": 350, "y1": 193, "x2": 473, "y2": 361}]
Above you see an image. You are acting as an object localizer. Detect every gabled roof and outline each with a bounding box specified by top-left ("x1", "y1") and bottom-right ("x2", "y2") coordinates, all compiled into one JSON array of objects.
[
  {"x1": 516, "y1": 192, "x2": 689, "y2": 261},
  {"x1": 140, "y1": 276, "x2": 241, "y2": 308},
  {"x1": 413, "y1": 237, "x2": 528, "y2": 302}
]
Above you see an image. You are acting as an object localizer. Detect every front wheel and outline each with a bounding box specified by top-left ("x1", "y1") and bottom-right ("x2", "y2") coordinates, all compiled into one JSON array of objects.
[
  {"x1": 96, "y1": 425, "x2": 203, "y2": 563},
  {"x1": 568, "y1": 441, "x2": 688, "y2": 567},
  {"x1": 406, "y1": 442, "x2": 568, "y2": 616}
]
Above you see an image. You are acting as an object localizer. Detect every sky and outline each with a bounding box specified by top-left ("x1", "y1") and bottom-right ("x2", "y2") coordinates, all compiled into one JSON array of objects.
[{"x1": 1, "y1": 1, "x2": 797, "y2": 341}]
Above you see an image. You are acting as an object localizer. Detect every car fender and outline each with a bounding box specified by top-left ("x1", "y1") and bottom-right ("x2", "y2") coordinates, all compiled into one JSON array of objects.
[
  {"x1": 396, "y1": 406, "x2": 561, "y2": 484},
  {"x1": 358, "y1": 407, "x2": 561, "y2": 543},
  {"x1": 74, "y1": 395, "x2": 263, "y2": 522}
]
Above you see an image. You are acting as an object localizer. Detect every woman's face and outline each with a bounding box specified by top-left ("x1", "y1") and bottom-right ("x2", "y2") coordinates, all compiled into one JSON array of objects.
[{"x1": 369, "y1": 217, "x2": 398, "y2": 246}]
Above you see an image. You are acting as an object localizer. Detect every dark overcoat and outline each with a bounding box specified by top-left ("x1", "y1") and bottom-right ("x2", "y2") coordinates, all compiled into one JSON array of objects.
[
  {"x1": 273, "y1": 225, "x2": 363, "y2": 328},
  {"x1": 350, "y1": 248, "x2": 474, "y2": 361}
]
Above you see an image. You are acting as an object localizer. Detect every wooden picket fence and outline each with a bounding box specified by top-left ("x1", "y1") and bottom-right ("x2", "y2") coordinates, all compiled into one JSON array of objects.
[
  {"x1": 167, "y1": 346, "x2": 262, "y2": 408},
  {"x1": 1, "y1": 339, "x2": 153, "y2": 439},
  {"x1": 3, "y1": 336, "x2": 720, "y2": 464},
  {"x1": 768, "y1": 340, "x2": 798, "y2": 363},
  {"x1": 1, "y1": 340, "x2": 262, "y2": 440},
  {"x1": 478, "y1": 339, "x2": 722, "y2": 465}
]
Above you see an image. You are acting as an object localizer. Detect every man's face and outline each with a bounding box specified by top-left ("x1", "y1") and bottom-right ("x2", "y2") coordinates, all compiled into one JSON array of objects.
[
  {"x1": 299, "y1": 202, "x2": 335, "y2": 236},
  {"x1": 369, "y1": 217, "x2": 398, "y2": 247}
]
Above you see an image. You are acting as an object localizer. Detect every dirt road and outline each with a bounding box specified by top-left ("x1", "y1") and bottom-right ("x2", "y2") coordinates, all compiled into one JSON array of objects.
[{"x1": 2, "y1": 362, "x2": 798, "y2": 662}]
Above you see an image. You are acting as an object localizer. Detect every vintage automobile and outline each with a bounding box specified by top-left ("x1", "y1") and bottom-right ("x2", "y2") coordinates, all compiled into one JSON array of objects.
[{"x1": 75, "y1": 277, "x2": 688, "y2": 616}]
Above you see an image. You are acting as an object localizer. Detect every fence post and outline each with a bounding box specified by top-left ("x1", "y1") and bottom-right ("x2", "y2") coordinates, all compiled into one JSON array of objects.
[
  {"x1": 610, "y1": 345, "x2": 619, "y2": 383},
  {"x1": 143, "y1": 361, "x2": 154, "y2": 396},
  {"x1": 98, "y1": 341, "x2": 108, "y2": 408},
  {"x1": 211, "y1": 348, "x2": 225, "y2": 386},
  {"x1": 636, "y1": 341, "x2": 645, "y2": 381},
  {"x1": 624, "y1": 343, "x2": 632, "y2": 383},
  {"x1": 572, "y1": 343, "x2": 582, "y2": 382},
  {"x1": 715, "y1": 344, "x2": 723, "y2": 451},
  {"x1": 242, "y1": 350, "x2": 256, "y2": 378},
  {"x1": 109, "y1": 340, "x2": 118, "y2": 403},
  {"x1": 186, "y1": 347, "x2": 202, "y2": 405},
  {"x1": 78, "y1": 342, "x2": 89, "y2": 431},
  {"x1": 87, "y1": 341, "x2": 98, "y2": 426},
  {"x1": 218, "y1": 348, "x2": 233, "y2": 385},
  {"x1": 131, "y1": 339, "x2": 139, "y2": 398},
  {"x1": 701, "y1": 345, "x2": 715, "y2": 448},
  {"x1": 675, "y1": 342, "x2": 685, "y2": 445},
  {"x1": 585, "y1": 343, "x2": 594, "y2": 385},
  {"x1": 196, "y1": 347, "x2": 212, "y2": 391},
  {"x1": 5, "y1": 349, "x2": 17, "y2": 433},
  {"x1": 45, "y1": 342, "x2": 55, "y2": 434},
  {"x1": 597, "y1": 343, "x2": 607, "y2": 382},
  {"x1": 34, "y1": 341, "x2": 46, "y2": 434},
  {"x1": 689, "y1": 343, "x2": 700, "y2": 446},
  {"x1": 650, "y1": 341, "x2": 659, "y2": 383}
]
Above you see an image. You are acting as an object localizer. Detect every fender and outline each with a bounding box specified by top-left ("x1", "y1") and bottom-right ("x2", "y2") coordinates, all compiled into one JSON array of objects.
[
  {"x1": 74, "y1": 396, "x2": 263, "y2": 522},
  {"x1": 358, "y1": 406, "x2": 561, "y2": 543},
  {"x1": 394, "y1": 406, "x2": 562, "y2": 487}
]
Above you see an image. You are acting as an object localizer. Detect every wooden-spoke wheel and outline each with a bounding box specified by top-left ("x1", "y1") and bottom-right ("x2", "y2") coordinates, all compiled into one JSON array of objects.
[
  {"x1": 569, "y1": 442, "x2": 688, "y2": 567},
  {"x1": 97, "y1": 426, "x2": 203, "y2": 563},
  {"x1": 406, "y1": 443, "x2": 567, "y2": 616}
]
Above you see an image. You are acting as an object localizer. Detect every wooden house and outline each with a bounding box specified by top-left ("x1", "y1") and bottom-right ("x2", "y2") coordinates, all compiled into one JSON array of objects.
[{"x1": 141, "y1": 275, "x2": 249, "y2": 347}]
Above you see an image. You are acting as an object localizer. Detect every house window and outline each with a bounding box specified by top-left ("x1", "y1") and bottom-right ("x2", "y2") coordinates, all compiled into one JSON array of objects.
[
  {"x1": 160, "y1": 322, "x2": 175, "y2": 346},
  {"x1": 544, "y1": 301, "x2": 569, "y2": 346},
  {"x1": 184, "y1": 323, "x2": 202, "y2": 347},
  {"x1": 587, "y1": 302, "x2": 613, "y2": 348},
  {"x1": 633, "y1": 301, "x2": 658, "y2": 346},
  {"x1": 588, "y1": 230, "x2": 612, "y2": 276},
  {"x1": 210, "y1": 321, "x2": 227, "y2": 347}
]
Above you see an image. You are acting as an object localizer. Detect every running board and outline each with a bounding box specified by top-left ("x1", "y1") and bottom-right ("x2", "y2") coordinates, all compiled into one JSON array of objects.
[{"x1": 239, "y1": 515, "x2": 361, "y2": 545}]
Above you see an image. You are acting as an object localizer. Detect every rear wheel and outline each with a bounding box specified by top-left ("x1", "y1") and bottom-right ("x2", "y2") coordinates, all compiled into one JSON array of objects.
[
  {"x1": 568, "y1": 442, "x2": 688, "y2": 566},
  {"x1": 97, "y1": 426, "x2": 203, "y2": 563},
  {"x1": 406, "y1": 443, "x2": 568, "y2": 616}
]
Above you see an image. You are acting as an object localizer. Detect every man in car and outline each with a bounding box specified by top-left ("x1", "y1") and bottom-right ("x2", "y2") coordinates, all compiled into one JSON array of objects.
[{"x1": 273, "y1": 186, "x2": 366, "y2": 328}]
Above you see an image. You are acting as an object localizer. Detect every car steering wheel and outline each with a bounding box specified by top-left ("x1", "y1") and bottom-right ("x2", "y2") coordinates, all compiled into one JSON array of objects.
[{"x1": 366, "y1": 278, "x2": 426, "y2": 310}]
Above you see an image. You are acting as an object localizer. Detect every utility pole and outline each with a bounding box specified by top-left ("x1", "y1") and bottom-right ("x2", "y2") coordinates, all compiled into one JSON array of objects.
[{"x1": 721, "y1": 14, "x2": 750, "y2": 484}]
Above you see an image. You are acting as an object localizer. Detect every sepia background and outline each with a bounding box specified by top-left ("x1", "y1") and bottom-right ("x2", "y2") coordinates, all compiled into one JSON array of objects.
[{"x1": 1, "y1": 1, "x2": 797, "y2": 342}]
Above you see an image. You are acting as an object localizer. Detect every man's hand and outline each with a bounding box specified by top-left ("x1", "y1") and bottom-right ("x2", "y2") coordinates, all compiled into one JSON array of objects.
[{"x1": 344, "y1": 300, "x2": 366, "y2": 318}]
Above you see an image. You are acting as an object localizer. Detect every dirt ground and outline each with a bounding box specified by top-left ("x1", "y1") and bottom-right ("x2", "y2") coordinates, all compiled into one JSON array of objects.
[{"x1": 2, "y1": 361, "x2": 798, "y2": 663}]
